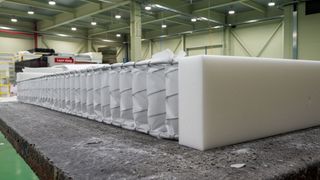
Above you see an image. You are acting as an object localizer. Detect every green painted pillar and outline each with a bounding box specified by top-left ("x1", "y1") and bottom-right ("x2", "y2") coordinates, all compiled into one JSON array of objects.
[
  {"x1": 87, "y1": 36, "x2": 92, "y2": 52},
  {"x1": 223, "y1": 27, "x2": 231, "y2": 56},
  {"x1": 283, "y1": 5, "x2": 294, "y2": 59},
  {"x1": 130, "y1": 0, "x2": 142, "y2": 61}
]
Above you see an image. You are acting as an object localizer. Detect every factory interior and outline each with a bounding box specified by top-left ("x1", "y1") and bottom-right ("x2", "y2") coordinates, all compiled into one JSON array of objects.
[{"x1": 1, "y1": 0, "x2": 320, "y2": 179}]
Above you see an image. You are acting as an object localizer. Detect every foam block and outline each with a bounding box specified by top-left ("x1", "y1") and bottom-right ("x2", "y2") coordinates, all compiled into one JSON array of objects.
[{"x1": 179, "y1": 55, "x2": 320, "y2": 150}]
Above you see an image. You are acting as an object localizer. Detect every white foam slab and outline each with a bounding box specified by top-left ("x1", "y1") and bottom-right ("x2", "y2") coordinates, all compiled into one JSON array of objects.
[{"x1": 179, "y1": 55, "x2": 320, "y2": 150}]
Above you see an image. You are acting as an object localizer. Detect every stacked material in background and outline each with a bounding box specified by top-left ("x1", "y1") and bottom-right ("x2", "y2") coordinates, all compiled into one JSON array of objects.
[
  {"x1": 17, "y1": 49, "x2": 182, "y2": 139},
  {"x1": 0, "y1": 53, "x2": 14, "y2": 97}
]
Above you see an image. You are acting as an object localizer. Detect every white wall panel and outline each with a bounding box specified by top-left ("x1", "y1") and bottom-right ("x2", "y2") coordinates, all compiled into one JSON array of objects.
[
  {"x1": 186, "y1": 31, "x2": 223, "y2": 49},
  {"x1": 152, "y1": 37, "x2": 181, "y2": 54},
  {"x1": 0, "y1": 36, "x2": 33, "y2": 53},
  {"x1": 231, "y1": 21, "x2": 284, "y2": 58},
  {"x1": 40, "y1": 36, "x2": 87, "y2": 54}
]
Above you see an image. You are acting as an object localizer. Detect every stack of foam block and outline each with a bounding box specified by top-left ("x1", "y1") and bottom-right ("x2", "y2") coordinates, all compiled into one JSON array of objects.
[{"x1": 17, "y1": 49, "x2": 180, "y2": 139}]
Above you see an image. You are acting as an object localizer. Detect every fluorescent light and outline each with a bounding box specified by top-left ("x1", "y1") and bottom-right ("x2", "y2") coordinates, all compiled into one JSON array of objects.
[
  {"x1": 57, "y1": 33, "x2": 68, "y2": 37},
  {"x1": 91, "y1": 21, "x2": 97, "y2": 26},
  {"x1": 268, "y1": 2, "x2": 275, "y2": 7},
  {"x1": 11, "y1": 18, "x2": 17, "y2": 23},
  {"x1": 116, "y1": 34, "x2": 121, "y2": 37},
  {"x1": 161, "y1": 24, "x2": 167, "y2": 28},
  {"x1": 200, "y1": 17, "x2": 208, "y2": 21},
  {"x1": 71, "y1": 27, "x2": 77, "y2": 31},
  {"x1": 48, "y1": 0, "x2": 56, "y2": 5},
  {"x1": 145, "y1": 6, "x2": 152, "y2": 10},
  {"x1": 213, "y1": 25, "x2": 223, "y2": 29},
  {"x1": 247, "y1": 19, "x2": 258, "y2": 23},
  {"x1": 228, "y1": 10, "x2": 235, "y2": 15},
  {"x1": 0, "y1": 26, "x2": 12, "y2": 30},
  {"x1": 191, "y1": 18, "x2": 197, "y2": 22},
  {"x1": 115, "y1": 15, "x2": 121, "y2": 19},
  {"x1": 102, "y1": 39, "x2": 115, "y2": 42},
  {"x1": 28, "y1": 11, "x2": 34, "y2": 15}
]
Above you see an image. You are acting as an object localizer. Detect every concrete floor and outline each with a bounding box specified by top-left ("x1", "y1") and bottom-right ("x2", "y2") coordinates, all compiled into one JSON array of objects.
[
  {"x1": 0, "y1": 132, "x2": 38, "y2": 180},
  {"x1": 1, "y1": 102, "x2": 320, "y2": 179}
]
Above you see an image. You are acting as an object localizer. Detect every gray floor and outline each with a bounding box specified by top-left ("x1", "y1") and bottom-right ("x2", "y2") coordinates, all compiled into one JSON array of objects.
[{"x1": 1, "y1": 102, "x2": 320, "y2": 179}]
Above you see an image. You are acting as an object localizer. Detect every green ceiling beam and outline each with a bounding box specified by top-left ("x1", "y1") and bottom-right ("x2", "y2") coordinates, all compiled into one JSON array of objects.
[
  {"x1": 0, "y1": 17, "x2": 34, "y2": 30},
  {"x1": 80, "y1": 0, "x2": 100, "y2": 4},
  {"x1": 0, "y1": 7, "x2": 54, "y2": 21},
  {"x1": 192, "y1": 0, "x2": 240, "y2": 13},
  {"x1": 93, "y1": 14, "x2": 129, "y2": 25},
  {"x1": 240, "y1": 0, "x2": 267, "y2": 14},
  {"x1": 143, "y1": 23, "x2": 212, "y2": 39},
  {"x1": 89, "y1": 12, "x2": 179, "y2": 36},
  {"x1": 6, "y1": 0, "x2": 73, "y2": 13},
  {"x1": 38, "y1": 0, "x2": 130, "y2": 31},
  {"x1": 166, "y1": 19, "x2": 193, "y2": 27},
  {"x1": 70, "y1": 21, "x2": 106, "y2": 29}
]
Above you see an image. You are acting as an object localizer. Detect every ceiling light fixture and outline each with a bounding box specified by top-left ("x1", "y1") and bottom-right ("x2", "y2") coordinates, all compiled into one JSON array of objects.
[
  {"x1": 0, "y1": 26, "x2": 12, "y2": 30},
  {"x1": 48, "y1": 0, "x2": 56, "y2": 5},
  {"x1": 268, "y1": 1, "x2": 275, "y2": 7},
  {"x1": 191, "y1": 18, "x2": 197, "y2": 22},
  {"x1": 161, "y1": 24, "x2": 167, "y2": 28},
  {"x1": 71, "y1": 27, "x2": 77, "y2": 31},
  {"x1": 145, "y1": 6, "x2": 152, "y2": 10},
  {"x1": 115, "y1": 15, "x2": 121, "y2": 19},
  {"x1": 213, "y1": 25, "x2": 223, "y2": 29},
  {"x1": 102, "y1": 39, "x2": 115, "y2": 42},
  {"x1": 228, "y1": 10, "x2": 235, "y2": 15},
  {"x1": 91, "y1": 21, "x2": 97, "y2": 26},
  {"x1": 116, "y1": 34, "x2": 121, "y2": 37},
  {"x1": 57, "y1": 33, "x2": 68, "y2": 37},
  {"x1": 11, "y1": 18, "x2": 18, "y2": 23},
  {"x1": 27, "y1": 11, "x2": 34, "y2": 15}
]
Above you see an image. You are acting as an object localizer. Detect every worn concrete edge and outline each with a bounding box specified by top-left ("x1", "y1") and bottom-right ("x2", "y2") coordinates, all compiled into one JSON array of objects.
[
  {"x1": 2, "y1": 103, "x2": 320, "y2": 179},
  {"x1": 0, "y1": 117, "x2": 71, "y2": 180}
]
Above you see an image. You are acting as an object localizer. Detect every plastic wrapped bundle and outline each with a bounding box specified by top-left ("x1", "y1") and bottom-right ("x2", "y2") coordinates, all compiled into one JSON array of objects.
[
  {"x1": 65, "y1": 72, "x2": 71, "y2": 113},
  {"x1": 132, "y1": 60, "x2": 149, "y2": 133},
  {"x1": 60, "y1": 73, "x2": 66, "y2": 111},
  {"x1": 86, "y1": 68, "x2": 95, "y2": 119},
  {"x1": 53, "y1": 74, "x2": 59, "y2": 110},
  {"x1": 74, "y1": 70, "x2": 81, "y2": 116},
  {"x1": 147, "y1": 64, "x2": 167, "y2": 137},
  {"x1": 80, "y1": 69, "x2": 87, "y2": 117},
  {"x1": 120, "y1": 62, "x2": 135, "y2": 130},
  {"x1": 109, "y1": 63, "x2": 122, "y2": 126},
  {"x1": 93, "y1": 68, "x2": 102, "y2": 122},
  {"x1": 69, "y1": 71, "x2": 76, "y2": 115},
  {"x1": 101, "y1": 65, "x2": 111, "y2": 124},
  {"x1": 162, "y1": 61, "x2": 179, "y2": 139},
  {"x1": 147, "y1": 49, "x2": 174, "y2": 137},
  {"x1": 38, "y1": 77, "x2": 43, "y2": 105},
  {"x1": 43, "y1": 76, "x2": 49, "y2": 108},
  {"x1": 41, "y1": 77, "x2": 46, "y2": 106}
]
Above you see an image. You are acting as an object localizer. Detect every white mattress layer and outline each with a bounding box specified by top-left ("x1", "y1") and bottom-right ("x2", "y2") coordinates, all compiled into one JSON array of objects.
[{"x1": 179, "y1": 55, "x2": 320, "y2": 150}]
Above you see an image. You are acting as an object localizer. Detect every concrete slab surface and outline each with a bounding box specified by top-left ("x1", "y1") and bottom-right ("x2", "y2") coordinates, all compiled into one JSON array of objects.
[{"x1": 1, "y1": 102, "x2": 320, "y2": 179}]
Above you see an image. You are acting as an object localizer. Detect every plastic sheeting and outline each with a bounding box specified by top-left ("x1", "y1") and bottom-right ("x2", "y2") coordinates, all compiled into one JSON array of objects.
[
  {"x1": 163, "y1": 62, "x2": 179, "y2": 139},
  {"x1": 109, "y1": 63, "x2": 122, "y2": 126},
  {"x1": 101, "y1": 65, "x2": 111, "y2": 124},
  {"x1": 132, "y1": 61, "x2": 149, "y2": 133},
  {"x1": 17, "y1": 49, "x2": 183, "y2": 140},
  {"x1": 74, "y1": 70, "x2": 81, "y2": 115},
  {"x1": 93, "y1": 68, "x2": 102, "y2": 122},
  {"x1": 80, "y1": 70, "x2": 87, "y2": 117},
  {"x1": 86, "y1": 68, "x2": 95, "y2": 119},
  {"x1": 120, "y1": 62, "x2": 135, "y2": 130}
]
